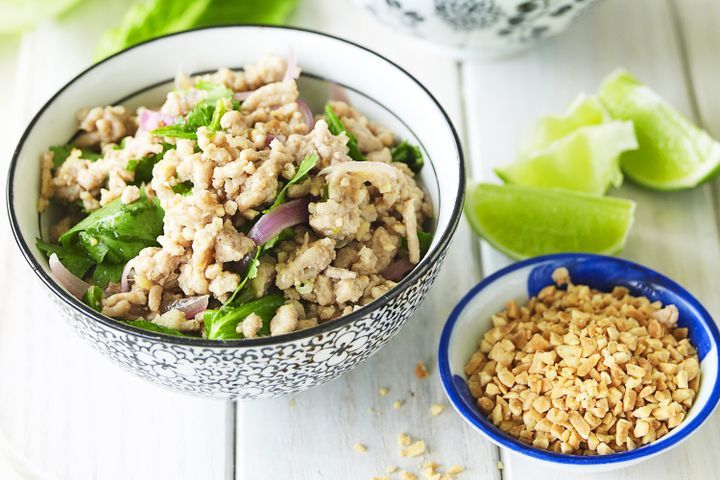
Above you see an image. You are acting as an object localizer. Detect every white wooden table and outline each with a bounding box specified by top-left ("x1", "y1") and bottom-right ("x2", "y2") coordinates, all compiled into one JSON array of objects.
[{"x1": 1, "y1": 0, "x2": 719, "y2": 478}]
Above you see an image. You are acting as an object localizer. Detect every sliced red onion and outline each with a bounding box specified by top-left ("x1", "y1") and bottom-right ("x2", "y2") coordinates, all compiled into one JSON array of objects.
[
  {"x1": 297, "y1": 100, "x2": 315, "y2": 129},
  {"x1": 137, "y1": 109, "x2": 178, "y2": 134},
  {"x1": 329, "y1": 83, "x2": 350, "y2": 104},
  {"x1": 248, "y1": 197, "x2": 310, "y2": 246},
  {"x1": 49, "y1": 253, "x2": 90, "y2": 299},
  {"x1": 234, "y1": 90, "x2": 253, "y2": 101},
  {"x1": 120, "y1": 262, "x2": 134, "y2": 293},
  {"x1": 264, "y1": 134, "x2": 277, "y2": 148},
  {"x1": 162, "y1": 295, "x2": 209, "y2": 318},
  {"x1": 282, "y1": 48, "x2": 298, "y2": 82},
  {"x1": 382, "y1": 257, "x2": 414, "y2": 281}
]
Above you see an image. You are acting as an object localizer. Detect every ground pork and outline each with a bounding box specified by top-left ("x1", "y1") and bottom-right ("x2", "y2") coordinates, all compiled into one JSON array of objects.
[{"x1": 276, "y1": 238, "x2": 336, "y2": 290}]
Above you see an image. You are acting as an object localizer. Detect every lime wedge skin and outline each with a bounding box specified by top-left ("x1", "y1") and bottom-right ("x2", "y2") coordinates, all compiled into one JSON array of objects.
[
  {"x1": 599, "y1": 70, "x2": 720, "y2": 190},
  {"x1": 465, "y1": 183, "x2": 636, "y2": 260}
]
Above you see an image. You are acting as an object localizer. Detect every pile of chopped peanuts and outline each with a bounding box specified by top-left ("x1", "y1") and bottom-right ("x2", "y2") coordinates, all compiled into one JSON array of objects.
[{"x1": 465, "y1": 267, "x2": 700, "y2": 455}]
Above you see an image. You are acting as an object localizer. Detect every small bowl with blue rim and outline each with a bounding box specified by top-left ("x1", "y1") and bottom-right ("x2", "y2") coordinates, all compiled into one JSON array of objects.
[{"x1": 438, "y1": 253, "x2": 720, "y2": 472}]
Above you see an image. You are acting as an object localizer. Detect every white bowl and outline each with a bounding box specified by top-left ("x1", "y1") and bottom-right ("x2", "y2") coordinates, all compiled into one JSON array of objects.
[
  {"x1": 353, "y1": 0, "x2": 604, "y2": 58},
  {"x1": 6, "y1": 26, "x2": 464, "y2": 398},
  {"x1": 439, "y1": 254, "x2": 720, "y2": 472}
]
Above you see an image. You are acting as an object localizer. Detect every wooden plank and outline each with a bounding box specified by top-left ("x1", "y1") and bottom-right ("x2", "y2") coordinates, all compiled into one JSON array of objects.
[
  {"x1": 0, "y1": 1, "x2": 229, "y2": 479},
  {"x1": 234, "y1": 0, "x2": 499, "y2": 478},
  {"x1": 462, "y1": 0, "x2": 720, "y2": 478}
]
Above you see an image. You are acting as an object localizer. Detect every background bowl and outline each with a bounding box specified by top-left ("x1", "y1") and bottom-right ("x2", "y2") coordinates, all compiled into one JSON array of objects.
[
  {"x1": 7, "y1": 25, "x2": 464, "y2": 399},
  {"x1": 439, "y1": 253, "x2": 720, "y2": 471},
  {"x1": 353, "y1": 0, "x2": 603, "y2": 58}
]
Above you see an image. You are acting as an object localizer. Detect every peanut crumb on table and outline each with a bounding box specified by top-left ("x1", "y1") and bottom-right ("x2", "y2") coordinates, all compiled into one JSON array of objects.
[
  {"x1": 497, "y1": 461, "x2": 504, "y2": 470},
  {"x1": 398, "y1": 432, "x2": 412, "y2": 446},
  {"x1": 401, "y1": 440, "x2": 426, "y2": 457},
  {"x1": 446, "y1": 464, "x2": 464, "y2": 474},
  {"x1": 393, "y1": 400, "x2": 404, "y2": 409},
  {"x1": 401, "y1": 471, "x2": 417, "y2": 480},
  {"x1": 386, "y1": 465, "x2": 398, "y2": 474},
  {"x1": 430, "y1": 404, "x2": 445, "y2": 416},
  {"x1": 379, "y1": 387, "x2": 390, "y2": 397},
  {"x1": 415, "y1": 361, "x2": 429, "y2": 379},
  {"x1": 354, "y1": 443, "x2": 367, "y2": 453}
]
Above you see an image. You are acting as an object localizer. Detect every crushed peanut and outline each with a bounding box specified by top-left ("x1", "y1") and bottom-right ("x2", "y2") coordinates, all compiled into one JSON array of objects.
[
  {"x1": 401, "y1": 440, "x2": 426, "y2": 457},
  {"x1": 416, "y1": 361, "x2": 430, "y2": 379},
  {"x1": 430, "y1": 404, "x2": 445, "y2": 416},
  {"x1": 398, "y1": 432, "x2": 412, "y2": 447},
  {"x1": 379, "y1": 387, "x2": 390, "y2": 397},
  {"x1": 464, "y1": 268, "x2": 699, "y2": 455},
  {"x1": 401, "y1": 471, "x2": 417, "y2": 480},
  {"x1": 446, "y1": 465, "x2": 464, "y2": 475},
  {"x1": 354, "y1": 443, "x2": 368, "y2": 453},
  {"x1": 386, "y1": 465, "x2": 398, "y2": 474},
  {"x1": 393, "y1": 400, "x2": 405, "y2": 410}
]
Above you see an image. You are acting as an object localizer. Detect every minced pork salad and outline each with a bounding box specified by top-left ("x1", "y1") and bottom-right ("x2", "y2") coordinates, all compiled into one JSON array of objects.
[{"x1": 36, "y1": 53, "x2": 433, "y2": 340}]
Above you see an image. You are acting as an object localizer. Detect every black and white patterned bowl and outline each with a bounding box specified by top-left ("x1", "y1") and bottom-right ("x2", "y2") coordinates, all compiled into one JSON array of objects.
[
  {"x1": 6, "y1": 26, "x2": 464, "y2": 399},
  {"x1": 354, "y1": 0, "x2": 603, "y2": 57}
]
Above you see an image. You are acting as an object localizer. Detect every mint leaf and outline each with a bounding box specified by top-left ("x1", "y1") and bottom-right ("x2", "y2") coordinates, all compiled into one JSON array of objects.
[
  {"x1": 324, "y1": 104, "x2": 365, "y2": 162},
  {"x1": 418, "y1": 230, "x2": 432, "y2": 257},
  {"x1": 60, "y1": 191, "x2": 164, "y2": 265},
  {"x1": 50, "y1": 144, "x2": 102, "y2": 168},
  {"x1": 196, "y1": 80, "x2": 233, "y2": 103},
  {"x1": 82, "y1": 285, "x2": 103, "y2": 312},
  {"x1": 152, "y1": 102, "x2": 217, "y2": 140},
  {"x1": 172, "y1": 181, "x2": 193, "y2": 195},
  {"x1": 204, "y1": 294, "x2": 285, "y2": 340},
  {"x1": 94, "y1": 0, "x2": 299, "y2": 61},
  {"x1": 92, "y1": 263, "x2": 126, "y2": 288},
  {"x1": 209, "y1": 99, "x2": 227, "y2": 133},
  {"x1": 36, "y1": 239, "x2": 95, "y2": 279},
  {"x1": 127, "y1": 143, "x2": 172, "y2": 185},
  {"x1": 391, "y1": 140, "x2": 424, "y2": 173},
  {"x1": 123, "y1": 320, "x2": 188, "y2": 337},
  {"x1": 265, "y1": 154, "x2": 318, "y2": 213}
]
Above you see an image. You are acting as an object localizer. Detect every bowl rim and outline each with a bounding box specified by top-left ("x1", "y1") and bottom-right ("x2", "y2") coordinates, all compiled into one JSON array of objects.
[
  {"x1": 6, "y1": 24, "x2": 465, "y2": 348},
  {"x1": 438, "y1": 253, "x2": 720, "y2": 465}
]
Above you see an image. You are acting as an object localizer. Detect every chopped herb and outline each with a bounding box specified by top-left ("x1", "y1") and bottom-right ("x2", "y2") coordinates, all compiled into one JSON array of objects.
[
  {"x1": 400, "y1": 229, "x2": 433, "y2": 257},
  {"x1": 36, "y1": 239, "x2": 95, "y2": 279},
  {"x1": 123, "y1": 320, "x2": 188, "y2": 337},
  {"x1": 417, "y1": 230, "x2": 432, "y2": 257},
  {"x1": 195, "y1": 80, "x2": 233, "y2": 102},
  {"x1": 151, "y1": 102, "x2": 217, "y2": 140},
  {"x1": 324, "y1": 104, "x2": 365, "y2": 162},
  {"x1": 92, "y1": 262, "x2": 126, "y2": 288},
  {"x1": 82, "y1": 285, "x2": 103, "y2": 312},
  {"x1": 172, "y1": 181, "x2": 194, "y2": 195},
  {"x1": 127, "y1": 143, "x2": 172, "y2": 185},
  {"x1": 263, "y1": 228, "x2": 294, "y2": 250},
  {"x1": 391, "y1": 140, "x2": 424, "y2": 173},
  {"x1": 264, "y1": 154, "x2": 318, "y2": 213},
  {"x1": 60, "y1": 191, "x2": 164, "y2": 265},
  {"x1": 203, "y1": 294, "x2": 285, "y2": 340},
  {"x1": 50, "y1": 144, "x2": 102, "y2": 168},
  {"x1": 208, "y1": 99, "x2": 227, "y2": 133}
]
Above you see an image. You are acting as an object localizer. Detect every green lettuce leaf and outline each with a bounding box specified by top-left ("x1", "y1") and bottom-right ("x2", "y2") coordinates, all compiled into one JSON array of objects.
[
  {"x1": 94, "y1": 0, "x2": 300, "y2": 61},
  {"x1": 36, "y1": 239, "x2": 95, "y2": 278},
  {"x1": 50, "y1": 144, "x2": 102, "y2": 168}
]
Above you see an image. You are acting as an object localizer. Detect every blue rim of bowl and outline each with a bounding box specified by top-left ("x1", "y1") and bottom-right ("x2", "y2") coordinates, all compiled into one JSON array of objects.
[
  {"x1": 438, "y1": 253, "x2": 720, "y2": 465},
  {"x1": 6, "y1": 24, "x2": 465, "y2": 348}
]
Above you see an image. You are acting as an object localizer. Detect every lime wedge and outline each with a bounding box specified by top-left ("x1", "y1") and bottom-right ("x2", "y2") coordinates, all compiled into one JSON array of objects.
[
  {"x1": 465, "y1": 183, "x2": 636, "y2": 260},
  {"x1": 496, "y1": 121, "x2": 637, "y2": 195},
  {"x1": 519, "y1": 94, "x2": 611, "y2": 155},
  {"x1": 599, "y1": 69, "x2": 720, "y2": 190}
]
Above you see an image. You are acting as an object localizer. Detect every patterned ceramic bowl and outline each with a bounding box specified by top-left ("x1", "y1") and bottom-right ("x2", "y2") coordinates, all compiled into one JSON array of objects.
[
  {"x1": 439, "y1": 254, "x2": 720, "y2": 471},
  {"x1": 353, "y1": 0, "x2": 603, "y2": 57},
  {"x1": 7, "y1": 26, "x2": 464, "y2": 399}
]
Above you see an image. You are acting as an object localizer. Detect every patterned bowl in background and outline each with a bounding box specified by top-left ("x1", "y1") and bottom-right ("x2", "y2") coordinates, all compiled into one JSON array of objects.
[
  {"x1": 353, "y1": 0, "x2": 603, "y2": 57},
  {"x1": 6, "y1": 26, "x2": 464, "y2": 399}
]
